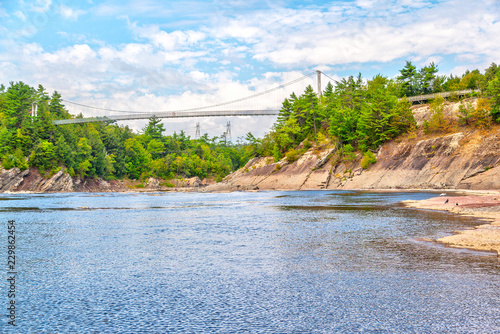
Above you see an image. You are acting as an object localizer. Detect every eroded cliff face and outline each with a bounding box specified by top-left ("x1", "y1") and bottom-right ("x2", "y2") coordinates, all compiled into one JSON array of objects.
[
  {"x1": 2, "y1": 128, "x2": 499, "y2": 193},
  {"x1": 209, "y1": 101, "x2": 500, "y2": 192},
  {"x1": 342, "y1": 130, "x2": 500, "y2": 190},
  {"x1": 0, "y1": 167, "x2": 129, "y2": 193},
  {"x1": 0, "y1": 167, "x2": 215, "y2": 193}
]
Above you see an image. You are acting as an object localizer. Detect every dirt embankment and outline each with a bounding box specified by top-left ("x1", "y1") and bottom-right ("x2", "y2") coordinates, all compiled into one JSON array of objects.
[{"x1": 208, "y1": 100, "x2": 500, "y2": 192}]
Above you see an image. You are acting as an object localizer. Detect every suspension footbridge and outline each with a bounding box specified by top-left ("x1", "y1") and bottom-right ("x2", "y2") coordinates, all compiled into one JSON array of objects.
[
  {"x1": 53, "y1": 71, "x2": 326, "y2": 125},
  {"x1": 52, "y1": 70, "x2": 477, "y2": 125}
]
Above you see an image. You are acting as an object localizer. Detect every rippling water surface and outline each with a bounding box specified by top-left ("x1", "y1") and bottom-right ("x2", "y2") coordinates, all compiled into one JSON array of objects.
[{"x1": 1, "y1": 191, "x2": 499, "y2": 333}]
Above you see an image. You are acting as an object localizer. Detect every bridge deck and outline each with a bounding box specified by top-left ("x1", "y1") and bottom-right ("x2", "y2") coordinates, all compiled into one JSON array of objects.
[{"x1": 53, "y1": 110, "x2": 281, "y2": 125}]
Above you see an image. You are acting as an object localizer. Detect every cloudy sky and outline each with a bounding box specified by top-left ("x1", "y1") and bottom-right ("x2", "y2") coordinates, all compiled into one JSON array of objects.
[{"x1": 0, "y1": 0, "x2": 499, "y2": 139}]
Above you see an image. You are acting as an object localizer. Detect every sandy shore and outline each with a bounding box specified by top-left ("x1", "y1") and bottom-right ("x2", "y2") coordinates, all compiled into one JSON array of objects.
[{"x1": 403, "y1": 191, "x2": 500, "y2": 256}]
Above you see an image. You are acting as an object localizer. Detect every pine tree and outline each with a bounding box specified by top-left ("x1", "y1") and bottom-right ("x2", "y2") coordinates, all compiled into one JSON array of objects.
[
  {"x1": 398, "y1": 61, "x2": 418, "y2": 97},
  {"x1": 49, "y1": 91, "x2": 66, "y2": 116},
  {"x1": 143, "y1": 115, "x2": 165, "y2": 140},
  {"x1": 4, "y1": 82, "x2": 34, "y2": 130},
  {"x1": 420, "y1": 62, "x2": 438, "y2": 94}
]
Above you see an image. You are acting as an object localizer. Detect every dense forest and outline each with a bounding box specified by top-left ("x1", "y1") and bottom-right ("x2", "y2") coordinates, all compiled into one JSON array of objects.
[
  {"x1": 1, "y1": 61, "x2": 500, "y2": 181},
  {"x1": 245, "y1": 61, "x2": 500, "y2": 166}
]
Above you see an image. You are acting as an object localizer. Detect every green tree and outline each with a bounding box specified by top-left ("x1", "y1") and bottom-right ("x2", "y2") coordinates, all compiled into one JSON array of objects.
[
  {"x1": 34, "y1": 102, "x2": 55, "y2": 141},
  {"x1": 49, "y1": 91, "x2": 66, "y2": 117},
  {"x1": 147, "y1": 139, "x2": 165, "y2": 160},
  {"x1": 398, "y1": 61, "x2": 418, "y2": 97},
  {"x1": 357, "y1": 82, "x2": 398, "y2": 151},
  {"x1": 420, "y1": 62, "x2": 438, "y2": 94},
  {"x1": 124, "y1": 137, "x2": 151, "y2": 179},
  {"x1": 487, "y1": 72, "x2": 500, "y2": 122},
  {"x1": 143, "y1": 115, "x2": 165, "y2": 140},
  {"x1": 29, "y1": 140, "x2": 57, "y2": 174},
  {"x1": 4, "y1": 82, "x2": 34, "y2": 130}
]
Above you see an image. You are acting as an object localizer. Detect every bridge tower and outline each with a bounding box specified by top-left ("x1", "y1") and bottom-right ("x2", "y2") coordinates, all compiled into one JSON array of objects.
[
  {"x1": 316, "y1": 70, "x2": 322, "y2": 97},
  {"x1": 31, "y1": 102, "x2": 38, "y2": 117}
]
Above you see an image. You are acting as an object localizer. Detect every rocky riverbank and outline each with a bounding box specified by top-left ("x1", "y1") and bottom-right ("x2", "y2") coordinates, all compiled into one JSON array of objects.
[
  {"x1": 403, "y1": 192, "x2": 500, "y2": 257},
  {"x1": 207, "y1": 100, "x2": 500, "y2": 192},
  {"x1": 206, "y1": 129, "x2": 500, "y2": 192},
  {"x1": 0, "y1": 167, "x2": 213, "y2": 193}
]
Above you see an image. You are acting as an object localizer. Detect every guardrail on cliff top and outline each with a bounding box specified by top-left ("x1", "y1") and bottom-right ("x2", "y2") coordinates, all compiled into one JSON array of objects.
[{"x1": 400, "y1": 89, "x2": 479, "y2": 104}]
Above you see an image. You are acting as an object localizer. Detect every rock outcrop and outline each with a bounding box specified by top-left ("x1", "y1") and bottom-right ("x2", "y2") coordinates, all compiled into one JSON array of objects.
[
  {"x1": 0, "y1": 167, "x2": 128, "y2": 193},
  {"x1": 403, "y1": 194, "x2": 500, "y2": 256},
  {"x1": 0, "y1": 167, "x2": 215, "y2": 193}
]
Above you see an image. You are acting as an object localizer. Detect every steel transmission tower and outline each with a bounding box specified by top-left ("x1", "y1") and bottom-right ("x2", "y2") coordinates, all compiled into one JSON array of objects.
[
  {"x1": 195, "y1": 122, "x2": 200, "y2": 139},
  {"x1": 225, "y1": 121, "x2": 231, "y2": 142}
]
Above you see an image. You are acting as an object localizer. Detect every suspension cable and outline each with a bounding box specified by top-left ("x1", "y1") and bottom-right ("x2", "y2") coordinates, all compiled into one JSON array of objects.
[{"x1": 62, "y1": 72, "x2": 317, "y2": 114}]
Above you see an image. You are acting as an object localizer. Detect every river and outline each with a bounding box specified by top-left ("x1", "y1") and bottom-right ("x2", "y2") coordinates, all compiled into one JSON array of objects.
[{"x1": 1, "y1": 191, "x2": 499, "y2": 333}]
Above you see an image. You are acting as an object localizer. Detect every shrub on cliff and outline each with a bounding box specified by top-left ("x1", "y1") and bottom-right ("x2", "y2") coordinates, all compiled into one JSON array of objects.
[
  {"x1": 458, "y1": 101, "x2": 475, "y2": 126},
  {"x1": 474, "y1": 98, "x2": 492, "y2": 129},
  {"x1": 361, "y1": 151, "x2": 377, "y2": 169},
  {"x1": 286, "y1": 148, "x2": 303, "y2": 163},
  {"x1": 458, "y1": 98, "x2": 492, "y2": 129},
  {"x1": 341, "y1": 144, "x2": 357, "y2": 162}
]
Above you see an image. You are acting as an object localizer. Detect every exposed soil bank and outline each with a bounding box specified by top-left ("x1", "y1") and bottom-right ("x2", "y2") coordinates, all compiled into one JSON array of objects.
[{"x1": 403, "y1": 192, "x2": 500, "y2": 256}]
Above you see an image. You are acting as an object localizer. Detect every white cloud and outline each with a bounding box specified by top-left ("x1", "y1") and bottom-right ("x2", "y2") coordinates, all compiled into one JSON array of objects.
[
  {"x1": 14, "y1": 11, "x2": 26, "y2": 21},
  {"x1": 208, "y1": 0, "x2": 500, "y2": 69},
  {"x1": 130, "y1": 22, "x2": 206, "y2": 51},
  {"x1": 36, "y1": 44, "x2": 97, "y2": 65},
  {"x1": 59, "y1": 5, "x2": 86, "y2": 20}
]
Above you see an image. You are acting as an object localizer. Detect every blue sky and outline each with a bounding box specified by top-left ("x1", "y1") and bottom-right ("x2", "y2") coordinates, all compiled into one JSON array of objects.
[{"x1": 0, "y1": 0, "x2": 499, "y2": 138}]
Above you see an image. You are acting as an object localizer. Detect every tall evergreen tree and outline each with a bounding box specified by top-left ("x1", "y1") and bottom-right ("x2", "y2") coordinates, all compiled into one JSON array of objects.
[
  {"x1": 398, "y1": 61, "x2": 418, "y2": 97},
  {"x1": 420, "y1": 62, "x2": 438, "y2": 94},
  {"x1": 49, "y1": 91, "x2": 66, "y2": 116},
  {"x1": 143, "y1": 115, "x2": 165, "y2": 140}
]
